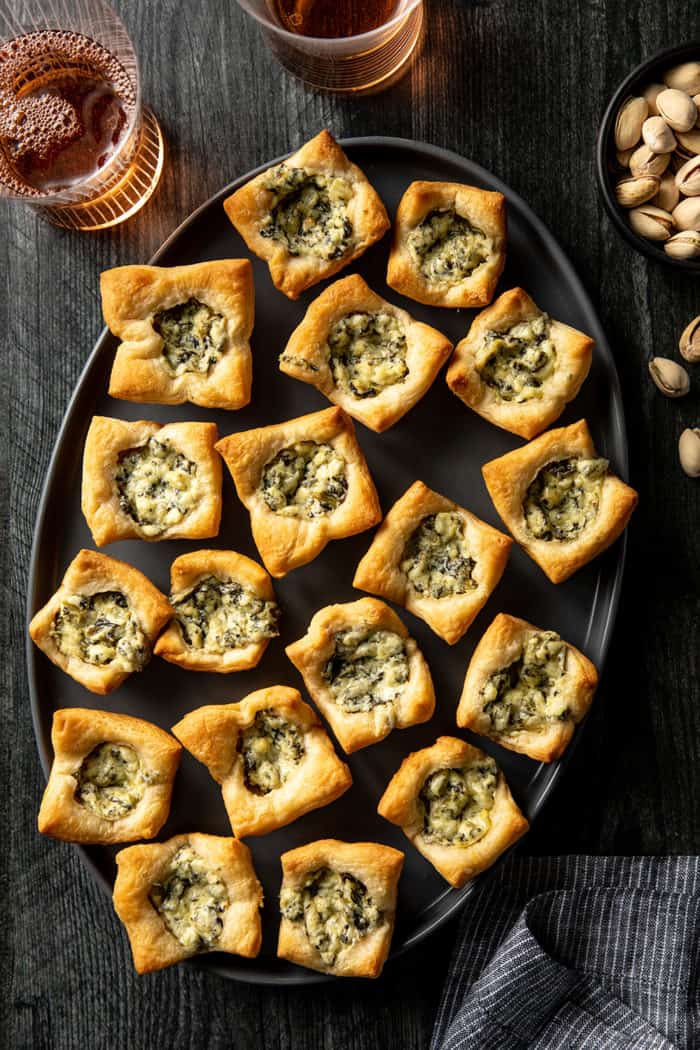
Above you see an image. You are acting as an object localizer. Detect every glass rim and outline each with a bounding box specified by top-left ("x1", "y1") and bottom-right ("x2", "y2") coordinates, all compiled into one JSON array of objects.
[
  {"x1": 235, "y1": 0, "x2": 423, "y2": 47},
  {"x1": 0, "y1": 1, "x2": 143, "y2": 205}
]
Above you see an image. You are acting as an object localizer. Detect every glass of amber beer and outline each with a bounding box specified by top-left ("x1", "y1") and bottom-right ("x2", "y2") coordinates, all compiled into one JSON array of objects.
[
  {"x1": 0, "y1": 0, "x2": 164, "y2": 229},
  {"x1": 235, "y1": 0, "x2": 424, "y2": 94}
]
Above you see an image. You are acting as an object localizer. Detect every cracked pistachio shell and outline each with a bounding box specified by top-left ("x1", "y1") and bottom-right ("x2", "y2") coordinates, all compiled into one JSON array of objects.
[
  {"x1": 664, "y1": 230, "x2": 700, "y2": 259},
  {"x1": 615, "y1": 174, "x2": 660, "y2": 207},
  {"x1": 679, "y1": 316, "x2": 700, "y2": 362},
  {"x1": 675, "y1": 128, "x2": 700, "y2": 154},
  {"x1": 629, "y1": 144, "x2": 671, "y2": 177},
  {"x1": 678, "y1": 428, "x2": 700, "y2": 477},
  {"x1": 675, "y1": 155, "x2": 700, "y2": 195},
  {"x1": 672, "y1": 197, "x2": 700, "y2": 231},
  {"x1": 663, "y1": 62, "x2": 700, "y2": 96},
  {"x1": 648, "y1": 357, "x2": 690, "y2": 397},
  {"x1": 656, "y1": 170, "x2": 680, "y2": 211},
  {"x1": 628, "y1": 204, "x2": 674, "y2": 240},
  {"x1": 657, "y1": 88, "x2": 698, "y2": 132},
  {"x1": 642, "y1": 115, "x2": 677, "y2": 153},
  {"x1": 643, "y1": 82, "x2": 665, "y2": 115},
  {"x1": 615, "y1": 96, "x2": 648, "y2": 150}
]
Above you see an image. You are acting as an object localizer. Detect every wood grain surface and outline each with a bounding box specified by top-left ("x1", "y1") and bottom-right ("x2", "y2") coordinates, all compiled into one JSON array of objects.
[{"x1": 3, "y1": 1, "x2": 699, "y2": 1047}]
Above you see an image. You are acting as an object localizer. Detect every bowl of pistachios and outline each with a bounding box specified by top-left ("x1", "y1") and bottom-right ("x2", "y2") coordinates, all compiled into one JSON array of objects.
[{"x1": 597, "y1": 42, "x2": 700, "y2": 269}]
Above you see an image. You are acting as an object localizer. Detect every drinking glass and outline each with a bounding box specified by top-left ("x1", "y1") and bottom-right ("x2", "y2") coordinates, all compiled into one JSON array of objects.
[
  {"x1": 235, "y1": 0, "x2": 424, "y2": 94},
  {"x1": 0, "y1": 0, "x2": 164, "y2": 229}
]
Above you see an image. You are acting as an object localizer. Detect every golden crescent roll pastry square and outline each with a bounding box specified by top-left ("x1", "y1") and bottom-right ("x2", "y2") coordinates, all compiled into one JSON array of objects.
[
  {"x1": 386, "y1": 180, "x2": 506, "y2": 308},
  {"x1": 456, "y1": 613, "x2": 599, "y2": 762},
  {"x1": 277, "y1": 839, "x2": 404, "y2": 977},
  {"x1": 172, "y1": 686, "x2": 352, "y2": 838},
  {"x1": 446, "y1": 287, "x2": 594, "y2": 439},
  {"x1": 215, "y1": 406, "x2": 381, "y2": 578},
  {"x1": 37, "y1": 707, "x2": 181, "y2": 844},
  {"x1": 113, "y1": 833, "x2": 263, "y2": 974},
  {"x1": 481, "y1": 419, "x2": 638, "y2": 584},
  {"x1": 154, "y1": 549, "x2": 280, "y2": 673},
  {"x1": 285, "y1": 597, "x2": 435, "y2": 754},
  {"x1": 103, "y1": 260, "x2": 254, "y2": 410},
  {"x1": 353, "y1": 481, "x2": 512, "y2": 646},
  {"x1": 81, "y1": 415, "x2": 222, "y2": 546},
  {"x1": 279, "y1": 274, "x2": 453, "y2": 433},
  {"x1": 28, "y1": 549, "x2": 173, "y2": 695},
  {"x1": 377, "y1": 736, "x2": 528, "y2": 888},
  {"x1": 223, "y1": 129, "x2": 390, "y2": 300}
]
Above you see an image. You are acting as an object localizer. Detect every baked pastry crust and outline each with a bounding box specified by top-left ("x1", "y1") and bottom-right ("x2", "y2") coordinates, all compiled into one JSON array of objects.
[
  {"x1": 37, "y1": 707, "x2": 181, "y2": 844},
  {"x1": 113, "y1": 832, "x2": 263, "y2": 974},
  {"x1": 223, "y1": 130, "x2": 390, "y2": 299},
  {"x1": 456, "y1": 613, "x2": 599, "y2": 762},
  {"x1": 446, "y1": 287, "x2": 594, "y2": 439},
  {"x1": 216, "y1": 406, "x2": 381, "y2": 577},
  {"x1": 279, "y1": 274, "x2": 453, "y2": 433},
  {"x1": 481, "y1": 419, "x2": 638, "y2": 584},
  {"x1": 377, "y1": 736, "x2": 528, "y2": 888},
  {"x1": 353, "y1": 481, "x2": 512, "y2": 645},
  {"x1": 28, "y1": 549, "x2": 173, "y2": 694},
  {"x1": 285, "y1": 597, "x2": 435, "y2": 753},
  {"x1": 153, "y1": 549, "x2": 279, "y2": 673},
  {"x1": 386, "y1": 181, "x2": 506, "y2": 308},
  {"x1": 103, "y1": 260, "x2": 254, "y2": 410},
  {"x1": 82, "y1": 416, "x2": 222, "y2": 546},
  {"x1": 277, "y1": 839, "x2": 403, "y2": 977},
  {"x1": 171, "y1": 686, "x2": 352, "y2": 837}
]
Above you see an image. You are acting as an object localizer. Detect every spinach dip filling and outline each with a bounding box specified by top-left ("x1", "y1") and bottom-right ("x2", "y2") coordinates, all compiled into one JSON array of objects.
[
  {"x1": 481, "y1": 631, "x2": 569, "y2": 734},
  {"x1": 479, "y1": 314, "x2": 557, "y2": 402},
  {"x1": 75, "y1": 742, "x2": 147, "y2": 820},
  {"x1": 51, "y1": 590, "x2": 148, "y2": 669},
  {"x1": 280, "y1": 868, "x2": 382, "y2": 966},
  {"x1": 172, "y1": 576, "x2": 279, "y2": 653},
  {"x1": 150, "y1": 845, "x2": 229, "y2": 952},
  {"x1": 153, "y1": 298, "x2": 227, "y2": 377},
  {"x1": 115, "y1": 437, "x2": 199, "y2": 536},
  {"x1": 408, "y1": 209, "x2": 493, "y2": 284},
  {"x1": 260, "y1": 441, "x2": 348, "y2": 519},
  {"x1": 323, "y1": 626, "x2": 409, "y2": 714},
  {"x1": 523, "y1": 457, "x2": 609, "y2": 541},
  {"x1": 401, "y1": 512, "x2": 477, "y2": 599},
  {"x1": 327, "y1": 311, "x2": 409, "y2": 399},
  {"x1": 260, "y1": 165, "x2": 353, "y2": 261},
  {"x1": 238, "y1": 708, "x2": 305, "y2": 795},
  {"x1": 419, "y1": 760, "x2": 498, "y2": 846}
]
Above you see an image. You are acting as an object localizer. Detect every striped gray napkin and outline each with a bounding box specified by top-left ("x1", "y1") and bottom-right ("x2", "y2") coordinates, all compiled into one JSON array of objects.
[{"x1": 431, "y1": 856, "x2": 699, "y2": 1050}]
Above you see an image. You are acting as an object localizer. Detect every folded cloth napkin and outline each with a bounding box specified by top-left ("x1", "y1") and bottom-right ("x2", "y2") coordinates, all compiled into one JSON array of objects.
[{"x1": 431, "y1": 856, "x2": 699, "y2": 1050}]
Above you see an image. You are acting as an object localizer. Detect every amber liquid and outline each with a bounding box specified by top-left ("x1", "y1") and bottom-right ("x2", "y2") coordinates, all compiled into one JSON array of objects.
[{"x1": 274, "y1": 0, "x2": 400, "y2": 38}]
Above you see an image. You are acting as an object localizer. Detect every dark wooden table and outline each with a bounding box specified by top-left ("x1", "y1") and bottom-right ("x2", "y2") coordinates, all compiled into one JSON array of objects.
[{"x1": 4, "y1": 2, "x2": 699, "y2": 1047}]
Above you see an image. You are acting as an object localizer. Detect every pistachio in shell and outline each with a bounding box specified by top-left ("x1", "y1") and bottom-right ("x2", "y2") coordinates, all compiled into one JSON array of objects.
[
  {"x1": 615, "y1": 174, "x2": 660, "y2": 208},
  {"x1": 656, "y1": 170, "x2": 680, "y2": 212},
  {"x1": 663, "y1": 62, "x2": 700, "y2": 96},
  {"x1": 642, "y1": 115, "x2": 677, "y2": 153},
  {"x1": 616, "y1": 147, "x2": 635, "y2": 167},
  {"x1": 675, "y1": 155, "x2": 700, "y2": 196},
  {"x1": 679, "y1": 316, "x2": 700, "y2": 362},
  {"x1": 678, "y1": 428, "x2": 700, "y2": 477},
  {"x1": 614, "y1": 96, "x2": 648, "y2": 150},
  {"x1": 672, "y1": 197, "x2": 700, "y2": 232},
  {"x1": 675, "y1": 128, "x2": 700, "y2": 155},
  {"x1": 643, "y1": 82, "x2": 665, "y2": 115},
  {"x1": 648, "y1": 357, "x2": 690, "y2": 397},
  {"x1": 657, "y1": 88, "x2": 698, "y2": 132},
  {"x1": 630, "y1": 144, "x2": 671, "y2": 177},
  {"x1": 664, "y1": 230, "x2": 700, "y2": 260},
  {"x1": 628, "y1": 204, "x2": 674, "y2": 241}
]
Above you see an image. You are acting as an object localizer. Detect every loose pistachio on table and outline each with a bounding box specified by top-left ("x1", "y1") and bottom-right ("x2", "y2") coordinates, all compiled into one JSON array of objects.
[
  {"x1": 648, "y1": 357, "x2": 690, "y2": 397},
  {"x1": 679, "y1": 316, "x2": 700, "y2": 362},
  {"x1": 678, "y1": 428, "x2": 700, "y2": 477}
]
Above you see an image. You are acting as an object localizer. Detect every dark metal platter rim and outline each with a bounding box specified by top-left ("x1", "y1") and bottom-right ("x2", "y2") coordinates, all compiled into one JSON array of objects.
[{"x1": 26, "y1": 136, "x2": 628, "y2": 986}]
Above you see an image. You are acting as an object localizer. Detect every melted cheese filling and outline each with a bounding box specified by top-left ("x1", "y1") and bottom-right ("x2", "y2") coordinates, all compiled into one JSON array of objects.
[
  {"x1": 481, "y1": 631, "x2": 569, "y2": 734},
  {"x1": 51, "y1": 590, "x2": 147, "y2": 669},
  {"x1": 260, "y1": 440, "x2": 348, "y2": 519},
  {"x1": 420, "y1": 760, "x2": 498, "y2": 846},
  {"x1": 150, "y1": 845, "x2": 228, "y2": 952},
  {"x1": 153, "y1": 298, "x2": 227, "y2": 377},
  {"x1": 401, "y1": 512, "x2": 477, "y2": 598},
  {"x1": 524, "y1": 457, "x2": 608, "y2": 541},
  {"x1": 280, "y1": 868, "x2": 381, "y2": 966},
  {"x1": 327, "y1": 311, "x2": 408, "y2": 399},
  {"x1": 115, "y1": 437, "x2": 200, "y2": 536},
  {"x1": 408, "y1": 209, "x2": 493, "y2": 284},
  {"x1": 260, "y1": 165, "x2": 353, "y2": 260},
  {"x1": 477, "y1": 314, "x2": 557, "y2": 402},
  {"x1": 238, "y1": 709, "x2": 305, "y2": 795},
  {"x1": 323, "y1": 626, "x2": 408, "y2": 713},
  {"x1": 75, "y1": 742, "x2": 147, "y2": 820},
  {"x1": 172, "y1": 575, "x2": 279, "y2": 653}
]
